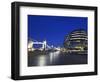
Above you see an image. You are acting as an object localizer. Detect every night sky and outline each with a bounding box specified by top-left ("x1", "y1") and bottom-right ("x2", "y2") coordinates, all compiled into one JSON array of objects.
[{"x1": 28, "y1": 15, "x2": 87, "y2": 47}]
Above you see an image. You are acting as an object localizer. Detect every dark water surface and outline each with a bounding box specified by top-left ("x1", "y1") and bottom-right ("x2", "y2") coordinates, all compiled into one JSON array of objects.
[{"x1": 28, "y1": 51, "x2": 87, "y2": 66}]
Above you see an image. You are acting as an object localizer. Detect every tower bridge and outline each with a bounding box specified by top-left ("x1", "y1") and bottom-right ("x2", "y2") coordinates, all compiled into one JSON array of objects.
[{"x1": 28, "y1": 39, "x2": 52, "y2": 51}]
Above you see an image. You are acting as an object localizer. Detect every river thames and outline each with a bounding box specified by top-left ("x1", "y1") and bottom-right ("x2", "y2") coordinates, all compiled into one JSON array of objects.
[{"x1": 28, "y1": 51, "x2": 87, "y2": 66}]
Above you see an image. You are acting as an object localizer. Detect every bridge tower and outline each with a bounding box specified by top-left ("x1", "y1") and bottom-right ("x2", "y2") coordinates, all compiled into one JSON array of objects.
[{"x1": 42, "y1": 40, "x2": 47, "y2": 50}]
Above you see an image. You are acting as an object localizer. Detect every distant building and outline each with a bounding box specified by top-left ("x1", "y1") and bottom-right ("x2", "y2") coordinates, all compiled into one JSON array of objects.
[
  {"x1": 28, "y1": 39, "x2": 34, "y2": 51},
  {"x1": 64, "y1": 29, "x2": 87, "y2": 53}
]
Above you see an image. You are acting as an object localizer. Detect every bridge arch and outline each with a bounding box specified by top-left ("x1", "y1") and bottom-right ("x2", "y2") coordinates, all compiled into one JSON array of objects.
[{"x1": 28, "y1": 40, "x2": 48, "y2": 51}]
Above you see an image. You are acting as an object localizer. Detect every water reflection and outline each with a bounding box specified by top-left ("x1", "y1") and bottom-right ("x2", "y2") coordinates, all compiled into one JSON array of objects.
[
  {"x1": 49, "y1": 51, "x2": 60, "y2": 63},
  {"x1": 37, "y1": 55, "x2": 46, "y2": 66},
  {"x1": 36, "y1": 51, "x2": 60, "y2": 66},
  {"x1": 28, "y1": 51, "x2": 87, "y2": 66}
]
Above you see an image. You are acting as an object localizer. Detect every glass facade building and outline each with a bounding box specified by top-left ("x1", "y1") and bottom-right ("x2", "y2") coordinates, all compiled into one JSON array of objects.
[{"x1": 64, "y1": 29, "x2": 87, "y2": 53}]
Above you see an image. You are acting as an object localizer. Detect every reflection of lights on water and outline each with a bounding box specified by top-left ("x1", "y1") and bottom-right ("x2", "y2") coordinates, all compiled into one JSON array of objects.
[
  {"x1": 37, "y1": 55, "x2": 46, "y2": 66},
  {"x1": 50, "y1": 53, "x2": 53, "y2": 63},
  {"x1": 50, "y1": 51, "x2": 60, "y2": 63},
  {"x1": 37, "y1": 51, "x2": 60, "y2": 66}
]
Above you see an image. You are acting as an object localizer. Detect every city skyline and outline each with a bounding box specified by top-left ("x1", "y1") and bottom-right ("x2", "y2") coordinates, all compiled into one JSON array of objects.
[{"x1": 28, "y1": 15, "x2": 87, "y2": 47}]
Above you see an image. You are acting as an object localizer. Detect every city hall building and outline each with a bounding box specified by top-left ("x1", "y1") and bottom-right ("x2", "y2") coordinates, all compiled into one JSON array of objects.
[{"x1": 64, "y1": 29, "x2": 87, "y2": 54}]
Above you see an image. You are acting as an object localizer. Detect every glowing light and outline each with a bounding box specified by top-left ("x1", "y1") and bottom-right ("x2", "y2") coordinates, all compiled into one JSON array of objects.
[
  {"x1": 49, "y1": 51, "x2": 60, "y2": 63},
  {"x1": 37, "y1": 55, "x2": 46, "y2": 66}
]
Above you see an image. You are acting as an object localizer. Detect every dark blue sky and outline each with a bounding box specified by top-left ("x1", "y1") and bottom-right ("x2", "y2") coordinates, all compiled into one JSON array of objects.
[{"x1": 28, "y1": 15, "x2": 87, "y2": 47}]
